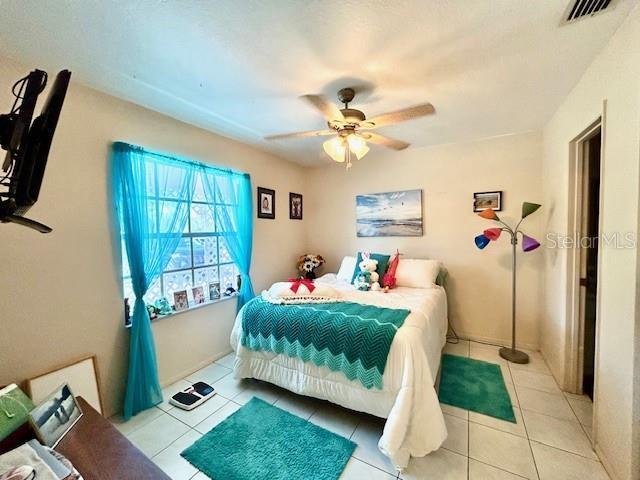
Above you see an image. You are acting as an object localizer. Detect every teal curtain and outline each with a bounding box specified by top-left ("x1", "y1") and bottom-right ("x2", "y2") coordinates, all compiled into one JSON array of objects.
[
  {"x1": 200, "y1": 167, "x2": 255, "y2": 311},
  {"x1": 112, "y1": 142, "x2": 194, "y2": 419}
]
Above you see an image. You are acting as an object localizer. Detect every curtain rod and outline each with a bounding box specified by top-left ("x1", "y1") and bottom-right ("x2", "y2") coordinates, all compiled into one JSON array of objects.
[{"x1": 112, "y1": 141, "x2": 250, "y2": 178}]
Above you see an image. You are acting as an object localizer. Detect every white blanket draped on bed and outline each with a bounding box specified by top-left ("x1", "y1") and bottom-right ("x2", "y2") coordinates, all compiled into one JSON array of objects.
[{"x1": 230, "y1": 273, "x2": 448, "y2": 469}]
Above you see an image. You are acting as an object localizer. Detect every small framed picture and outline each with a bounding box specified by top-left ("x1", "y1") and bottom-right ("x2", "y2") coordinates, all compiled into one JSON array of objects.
[
  {"x1": 29, "y1": 383, "x2": 83, "y2": 447},
  {"x1": 473, "y1": 191, "x2": 502, "y2": 212},
  {"x1": 257, "y1": 187, "x2": 275, "y2": 219},
  {"x1": 173, "y1": 290, "x2": 189, "y2": 311},
  {"x1": 289, "y1": 192, "x2": 303, "y2": 220},
  {"x1": 209, "y1": 282, "x2": 221, "y2": 301},
  {"x1": 192, "y1": 286, "x2": 206, "y2": 305}
]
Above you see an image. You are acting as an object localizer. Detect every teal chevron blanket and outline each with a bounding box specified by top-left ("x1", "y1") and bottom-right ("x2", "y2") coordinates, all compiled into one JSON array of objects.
[{"x1": 241, "y1": 296, "x2": 410, "y2": 389}]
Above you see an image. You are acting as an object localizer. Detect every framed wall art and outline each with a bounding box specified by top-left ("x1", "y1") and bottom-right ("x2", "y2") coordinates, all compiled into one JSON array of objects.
[
  {"x1": 473, "y1": 191, "x2": 502, "y2": 212},
  {"x1": 29, "y1": 383, "x2": 83, "y2": 447},
  {"x1": 289, "y1": 192, "x2": 303, "y2": 220},
  {"x1": 356, "y1": 189, "x2": 423, "y2": 237},
  {"x1": 257, "y1": 187, "x2": 275, "y2": 219}
]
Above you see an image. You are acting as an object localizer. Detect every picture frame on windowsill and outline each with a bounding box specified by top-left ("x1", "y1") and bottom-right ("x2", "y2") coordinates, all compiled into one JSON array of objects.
[
  {"x1": 209, "y1": 282, "x2": 221, "y2": 301},
  {"x1": 192, "y1": 286, "x2": 206, "y2": 305},
  {"x1": 173, "y1": 290, "x2": 189, "y2": 311}
]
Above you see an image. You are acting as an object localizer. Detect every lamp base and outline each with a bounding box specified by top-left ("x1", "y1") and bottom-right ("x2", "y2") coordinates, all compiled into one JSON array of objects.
[{"x1": 499, "y1": 347, "x2": 529, "y2": 364}]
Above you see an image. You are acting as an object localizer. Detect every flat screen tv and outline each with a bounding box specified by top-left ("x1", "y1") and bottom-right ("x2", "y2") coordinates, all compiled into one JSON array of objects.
[{"x1": 0, "y1": 69, "x2": 71, "y2": 233}]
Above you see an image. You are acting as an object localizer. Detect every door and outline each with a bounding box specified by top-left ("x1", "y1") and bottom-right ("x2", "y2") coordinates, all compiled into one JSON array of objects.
[{"x1": 579, "y1": 129, "x2": 601, "y2": 400}]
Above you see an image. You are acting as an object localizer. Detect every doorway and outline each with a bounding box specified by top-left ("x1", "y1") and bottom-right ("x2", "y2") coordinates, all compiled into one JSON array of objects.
[
  {"x1": 566, "y1": 117, "x2": 603, "y2": 404},
  {"x1": 578, "y1": 128, "x2": 601, "y2": 400}
]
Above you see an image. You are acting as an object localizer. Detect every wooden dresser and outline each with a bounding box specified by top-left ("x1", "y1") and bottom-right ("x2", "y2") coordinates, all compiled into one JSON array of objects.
[{"x1": 1, "y1": 397, "x2": 171, "y2": 480}]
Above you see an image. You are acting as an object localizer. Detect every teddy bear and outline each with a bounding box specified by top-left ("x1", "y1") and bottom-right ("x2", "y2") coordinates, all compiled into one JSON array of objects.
[{"x1": 354, "y1": 252, "x2": 381, "y2": 291}]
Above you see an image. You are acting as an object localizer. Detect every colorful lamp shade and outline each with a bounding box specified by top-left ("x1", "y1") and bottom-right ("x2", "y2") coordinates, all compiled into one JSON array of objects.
[
  {"x1": 522, "y1": 234, "x2": 541, "y2": 252},
  {"x1": 478, "y1": 209, "x2": 500, "y2": 220},
  {"x1": 521, "y1": 202, "x2": 541, "y2": 219},
  {"x1": 484, "y1": 228, "x2": 502, "y2": 241},
  {"x1": 474, "y1": 234, "x2": 490, "y2": 249}
]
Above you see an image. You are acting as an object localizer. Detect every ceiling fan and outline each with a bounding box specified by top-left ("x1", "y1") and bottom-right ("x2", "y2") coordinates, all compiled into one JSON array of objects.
[{"x1": 264, "y1": 88, "x2": 435, "y2": 169}]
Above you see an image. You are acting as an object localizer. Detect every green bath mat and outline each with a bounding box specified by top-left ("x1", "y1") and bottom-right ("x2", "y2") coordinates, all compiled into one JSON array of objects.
[
  {"x1": 181, "y1": 397, "x2": 356, "y2": 480},
  {"x1": 439, "y1": 353, "x2": 516, "y2": 422}
]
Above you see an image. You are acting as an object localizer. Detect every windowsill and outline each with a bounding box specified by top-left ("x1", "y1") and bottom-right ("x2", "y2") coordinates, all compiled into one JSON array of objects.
[{"x1": 124, "y1": 293, "x2": 238, "y2": 328}]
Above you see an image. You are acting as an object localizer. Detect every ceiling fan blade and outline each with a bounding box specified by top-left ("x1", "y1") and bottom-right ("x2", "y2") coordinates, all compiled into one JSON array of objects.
[
  {"x1": 360, "y1": 132, "x2": 410, "y2": 150},
  {"x1": 301, "y1": 94, "x2": 345, "y2": 122},
  {"x1": 264, "y1": 129, "x2": 336, "y2": 140},
  {"x1": 362, "y1": 103, "x2": 434, "y2": 129}
]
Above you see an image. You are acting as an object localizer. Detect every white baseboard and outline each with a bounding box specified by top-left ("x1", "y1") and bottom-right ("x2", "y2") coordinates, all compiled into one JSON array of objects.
[
  {"x1": 160, "y1": 349, "x2": 234, "y2": 388},
  {"x1": 595, "y1": 443, "x2": 622, "y2": 480},
  {"x1": 456, "y1": 331, "x2": 539, "y2": 352},
  {"x1": 538, "y1": 347, "x2": 566, "y2": 389}
]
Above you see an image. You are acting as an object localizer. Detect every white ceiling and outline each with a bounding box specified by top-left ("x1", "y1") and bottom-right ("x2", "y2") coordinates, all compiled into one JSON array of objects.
[{"x1": 0, "y1": 0, "x2": 635, "y2": 166}]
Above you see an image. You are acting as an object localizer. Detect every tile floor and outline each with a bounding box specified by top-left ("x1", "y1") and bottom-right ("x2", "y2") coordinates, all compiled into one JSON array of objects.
[{"x1": 110, "y1": 341, "x2": 608, "y2": 480}]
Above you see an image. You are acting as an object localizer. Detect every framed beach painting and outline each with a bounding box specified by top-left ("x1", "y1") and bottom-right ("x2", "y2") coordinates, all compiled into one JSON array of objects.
[
  {"x1": 29, "y1": 383, "x2": 83, "y2": 447},
  {"x1": 356, "y1": 189, "x2": 423, "y2": 237}
]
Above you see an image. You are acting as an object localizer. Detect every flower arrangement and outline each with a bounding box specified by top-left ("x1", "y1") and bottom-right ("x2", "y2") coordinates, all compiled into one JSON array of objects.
[{"x1": 297, "y1": 254, "x2": 325, "y2": 279}]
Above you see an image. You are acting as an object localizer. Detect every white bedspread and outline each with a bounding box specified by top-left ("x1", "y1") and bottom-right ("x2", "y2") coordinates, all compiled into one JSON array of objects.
[{"x1": 230, "y1": 273, "x2": 448, "y2": 469}]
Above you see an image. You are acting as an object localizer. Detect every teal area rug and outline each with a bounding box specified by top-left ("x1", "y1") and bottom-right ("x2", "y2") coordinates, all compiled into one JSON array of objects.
[
  {"x1": 439, "y1": 353, "x2": 516, "y2": 423},
  {"x1": 181, "y1": 397, "x2": 356, "y2": 480}
]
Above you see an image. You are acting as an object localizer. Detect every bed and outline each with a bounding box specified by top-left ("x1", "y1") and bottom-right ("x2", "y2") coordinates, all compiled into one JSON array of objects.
[{"x1": 230, "y1": 262, "x2": 448, "y2": 470}]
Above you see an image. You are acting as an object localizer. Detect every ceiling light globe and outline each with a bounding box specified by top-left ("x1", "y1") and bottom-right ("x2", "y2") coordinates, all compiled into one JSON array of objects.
[
  {"x1": 323, "y1": 137, "x2": 346, "y2": 162},
  {"x1": 347, "y1": 135, "x2": 369, "y2": 160}
]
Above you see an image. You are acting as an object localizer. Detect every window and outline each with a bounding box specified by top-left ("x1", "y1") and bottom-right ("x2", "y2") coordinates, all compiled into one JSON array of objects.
[{"x1": 121, "y1": 161, "x2": 239, "y2": 309}]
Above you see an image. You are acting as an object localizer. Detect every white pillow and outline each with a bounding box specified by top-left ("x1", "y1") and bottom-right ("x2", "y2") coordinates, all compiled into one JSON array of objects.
[
  {"x1": 336, "y1": 256, "x2": 357, "y2": 281},
  {"x1": 264, "y1": 281, "x2": 340, "y2": 304},
  {"x1": 267, "y1": 281, "x2": 339, "y2": 298},
  {"x1": 395, "y1": 258, "x2": 441, "y2": 288}
]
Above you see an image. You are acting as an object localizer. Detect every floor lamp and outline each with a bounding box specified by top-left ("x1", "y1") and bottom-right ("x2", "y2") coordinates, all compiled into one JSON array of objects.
[{"x1": 474, "y1": 202, "x2": 541, "y2": 364}]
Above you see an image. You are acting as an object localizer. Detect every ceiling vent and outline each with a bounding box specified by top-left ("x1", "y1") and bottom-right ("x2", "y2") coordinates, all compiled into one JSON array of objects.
[{"x1": 565, "y1": 0, "x2": 613, "y2": 22}]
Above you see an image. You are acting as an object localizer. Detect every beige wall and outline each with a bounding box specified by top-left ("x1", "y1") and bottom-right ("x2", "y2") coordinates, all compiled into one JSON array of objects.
[
  {"x1": 0, "y1": 56, "x2": 307, "y2": 417},
  {"x1": 540, "y1": 5, "x2": 640, "y2": 479},
  {"x1": 306, "y1": 131, "x2": 544, "y2": 349},
  {"x1": 2, "y1": 12, "x2": 638, "y2": 475}
]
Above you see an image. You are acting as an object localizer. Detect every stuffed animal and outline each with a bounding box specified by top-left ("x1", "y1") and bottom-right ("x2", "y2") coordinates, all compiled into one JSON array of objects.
[
  {"x1": 155, "y1": 297, "x2": 173, "y2": 315},
  {"x1": 297, "y1": 254, "x2": 326, "y2": 279},
  {"x1": 354, "y1": 270, "x2": 372, "y2": 291},
  {"x1": 146, "y1": 303, "x2": 159, "y2": 320},
  {"x1": 383, "y1": 250, "x2": 401, "y2": 292},
  {"x1": 355, "y1": 252, "x2": 381, "y2": 291}
]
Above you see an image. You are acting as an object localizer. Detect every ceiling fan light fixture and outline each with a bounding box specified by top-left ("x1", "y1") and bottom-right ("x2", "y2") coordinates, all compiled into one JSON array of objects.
[
  {"x1": 323, "y1": 137, "x2": 346, "y2": 163},
  {"x1": 266, "y1": 88, "x2": 435, "y2": 169},
  {"x1": 347, "y1": 134, "x2": 369, "y2": 160}
]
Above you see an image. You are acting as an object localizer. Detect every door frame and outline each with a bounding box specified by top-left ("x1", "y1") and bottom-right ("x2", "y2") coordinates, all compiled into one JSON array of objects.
[{"x1": 564, "y1": 105, "x2": 606, "y2": 439}]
